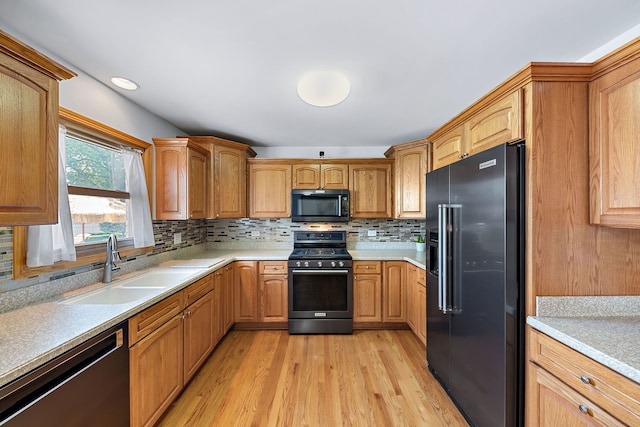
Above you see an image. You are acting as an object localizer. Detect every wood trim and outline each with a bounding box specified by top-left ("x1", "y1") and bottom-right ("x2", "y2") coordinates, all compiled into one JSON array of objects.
[
  {"x1": 0, "y1": 29, "x2": 76, "y2": 80},
  {"x1": 591, "y1": 37, "x2": 640, "y2": 80},
  {"x1": 183, "y1": 135, "x2": 257, "y2": 158},
  {"x1": 12, "y1": 225, "x2": 153, "y2": 279},
  {"x1": 384, "y1": 138, "x2": 429, "y2": 158},
  {"x1": 247, "y1": 158, "x2": 393, "y2": 165},
  {"x1": 427, "y1": 62, "x2": 593, "y2": 142},
  {"x1": 67, "y1": 186, "x2": 130, "y2": 199}
]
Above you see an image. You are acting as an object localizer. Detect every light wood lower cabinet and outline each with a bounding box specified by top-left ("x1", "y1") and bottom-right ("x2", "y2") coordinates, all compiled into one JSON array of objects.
[
  {"x1": 382, "y1": 261, "x2": 406, "y2": 322},
  {"x1": 259, "y1": 261, "x2": 288, "y2": 322},
  {"x1": 353, "y1": 261, "x2": 382, "y2": 322},
  {"x1": 527, "y1": 327, "x2": 640, "y2": 427},
  {"x1": 129, "y1": 273, "x2": 232, "y2": 427},
  {"x1": 235, "y1": 261, "x2": 258, "y2": 322},
  {"x1": 406, "y1": 263, "x2": 426, "y2": 345}
]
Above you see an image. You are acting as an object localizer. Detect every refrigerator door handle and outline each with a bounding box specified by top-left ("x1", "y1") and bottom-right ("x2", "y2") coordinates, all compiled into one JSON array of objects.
[{"x1": 438, "y1": 204, "x2": 448, "y2": 313}]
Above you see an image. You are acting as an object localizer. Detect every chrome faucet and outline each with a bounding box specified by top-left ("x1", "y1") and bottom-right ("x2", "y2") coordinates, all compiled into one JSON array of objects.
[{"x1": 103, "y1": 234, "x2": 121, "y2": 283}]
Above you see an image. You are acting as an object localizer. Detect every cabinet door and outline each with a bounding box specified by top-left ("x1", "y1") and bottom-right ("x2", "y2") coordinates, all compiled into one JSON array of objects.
[
  {"x1": 155, "y1": 145, "x2": 187, "y2": 220},
  {"x1": 183, "y1": 291, "x2": 214, "y2": 383},
  {"x1": 259, "y1": 275, "x2": 288, "y2": 322},
  {"x1": 589, "y1": 58, "x2": 640, "y2": 228},
  {"x1": 321, "y1": 164, "x2": 349, "y2": 189},
  {"x1": 292, "y1": 164, "x2": 321, "y2": 189},
  {"x1": 431, "y1": 125, "x2": 465, "y2": 170},
  {"x1": 395, "y1": 146, "x2": 427, "y2": 218},
  {"x1": 383, "y1": 261, "x2": 406, "y2": 322},
  {"x1": 0, "y1": 49, "x2": 59, "y2": 224},
  {"x1": 417, "y1": 283, "x2": 427, "y2": 345},
  {"x1": 249, "y1": 163, "x2": 292, "y2": 217},
  {"x1": 235, "y1": 261, "x2": 258, "y2": 322},
  {"x1": 187, "y1": 147, "x2": 208, "y2": 219},
  {"x1": 221, "y1": 265, "x2": 235, "y2": 333},
  {"x1": 216, "y1": 146, "x2": 247, "y2": 218},
  {"x1": 130, "y1": 315, "x2": 184, "y2": 427},
  {"x1": 465, "y1": 90, "x2": 522, "y2": 156},
  {"x1": 349, "y1": 163, "x2": 392, "y2": 218},
  {"x1": 406, "y1": 264, "x2": 419, "y2": 332},
  {"x1": 353, "y1": 274, "x2": 382, "y2": 322},
  {"x1": 529, "y1": 364, "x2": 624, "y2": 427}
]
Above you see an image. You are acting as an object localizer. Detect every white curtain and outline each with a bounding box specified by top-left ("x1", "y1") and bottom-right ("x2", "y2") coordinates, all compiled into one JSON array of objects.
[
  {"x1": 26, "y1": 126, "x2": 76, "y2": 266},
  {"x1": 123, "y1": 149, "x2": 155, "y2": 248}
]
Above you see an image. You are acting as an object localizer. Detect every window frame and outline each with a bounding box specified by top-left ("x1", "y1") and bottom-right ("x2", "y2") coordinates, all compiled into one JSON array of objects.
[{"x1": 13, "y1": 107, "x2": 154, "y2": 279}]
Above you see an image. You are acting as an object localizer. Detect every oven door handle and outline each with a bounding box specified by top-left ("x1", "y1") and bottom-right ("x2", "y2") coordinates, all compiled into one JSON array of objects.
[{"x1": 291, "y1": 269, "x2": 350, "y2": 274}]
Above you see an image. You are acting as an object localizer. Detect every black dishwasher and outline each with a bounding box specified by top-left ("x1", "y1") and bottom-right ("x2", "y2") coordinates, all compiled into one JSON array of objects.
[{"x1": 0, "y1": 322, "x2": 129, "y2": 426}]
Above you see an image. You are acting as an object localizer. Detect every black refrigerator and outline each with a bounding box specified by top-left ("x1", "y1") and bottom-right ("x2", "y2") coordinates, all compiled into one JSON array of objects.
[{"x1": 425, "y1": 142, "x2": 525, "y2": 427}]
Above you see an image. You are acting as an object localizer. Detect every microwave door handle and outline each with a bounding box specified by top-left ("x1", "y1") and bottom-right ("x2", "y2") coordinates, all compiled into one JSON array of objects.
[{"x1": 338, "y1": 197, "x2": 341, "y2": 217}]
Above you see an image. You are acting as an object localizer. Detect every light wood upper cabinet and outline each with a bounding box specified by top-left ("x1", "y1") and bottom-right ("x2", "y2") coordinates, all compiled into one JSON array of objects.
[
  {"x1": 0, "y1": 30, "x2": 75, "y2": 225},
  {"x1": 349, "y1": 161, "x2": 393, "y2": 218},
  {"x1": 431, "y1": 125, "x2": 465, "y2": 170},
  {"x1": 589, "y1": 57, "x2": 640, "y2": 228},
  {"x1": 189, "y1": 136, "x2": 256, "y2": 219},
  {"x1": 248, "y1": 161, "x2": 292, "y2": 218},
  {"x1": 292, "y1": 163, "x2": 349, "y2": 189},
  {"x1": 431, "y1": 90, "x2": 521, "y2": 170},
  {"x1": 465, "y1": 89, "x2": 521, "y2": 155},
  {"x1": 386, "y1": 141, "x2": 428, "y2": 218},
  {"x1": 153, "y1": 138, "x2": 208, "y2": 220}
]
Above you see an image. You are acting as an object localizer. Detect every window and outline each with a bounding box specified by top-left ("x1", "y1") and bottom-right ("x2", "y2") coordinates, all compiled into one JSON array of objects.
[
  {"x1": 65, "y1": 133, "x2": 130, "y2": 246},
  {"x1": 13, "y1": 108, "x2": 154, "y2": 278}
]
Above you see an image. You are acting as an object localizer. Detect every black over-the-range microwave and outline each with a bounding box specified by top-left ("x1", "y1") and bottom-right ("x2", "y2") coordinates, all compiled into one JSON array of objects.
[{"x1": 291, "y1": 189, "x2": 350, "y2": 222}]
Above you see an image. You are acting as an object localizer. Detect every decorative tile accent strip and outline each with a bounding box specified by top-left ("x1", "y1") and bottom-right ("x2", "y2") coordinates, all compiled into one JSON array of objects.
[{"x1": 207, "y1": 218, "x2": 425, "y2": 244}]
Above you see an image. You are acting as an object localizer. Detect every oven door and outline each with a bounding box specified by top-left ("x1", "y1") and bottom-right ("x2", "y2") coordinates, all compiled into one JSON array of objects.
[{"x1": 288, "y1": 269, "x2": 353, "y2": 319}]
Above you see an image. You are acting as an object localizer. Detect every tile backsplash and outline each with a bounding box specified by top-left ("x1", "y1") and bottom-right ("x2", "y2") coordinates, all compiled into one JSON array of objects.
[{"x1": 0, "y1": 217, "x2": 425, "y2": 301}]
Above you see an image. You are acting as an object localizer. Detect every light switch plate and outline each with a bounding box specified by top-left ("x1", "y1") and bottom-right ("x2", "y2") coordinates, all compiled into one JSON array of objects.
[
  {"x1": 174, "y1": 233, "x2": 182, "y2": 244},
  {"x1": 367, "y1": 230, "x2": 377, "y2": 237}
]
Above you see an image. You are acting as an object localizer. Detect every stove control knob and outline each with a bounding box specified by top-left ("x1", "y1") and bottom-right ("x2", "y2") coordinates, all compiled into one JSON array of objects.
[
  {"x1": 317, "y1": 261, "x2": 323, "y2": 267},
  {"x1": 304, "y1": 261, "x2": 309, "y2": 267},
  {"x1": 296, "y1": 261, "x2": 301, "y2": 267},
  {"x1": 331, "y1": 261, "x2": 336, "y2": 267},
  {"x1": 338, "y1": 261, "x2": 344, "y2": 267}
]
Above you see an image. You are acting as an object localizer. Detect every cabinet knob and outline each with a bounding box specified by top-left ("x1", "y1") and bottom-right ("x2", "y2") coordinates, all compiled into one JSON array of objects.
[
  {"x1": 578, "y1": 405, "x2": 591, "y2": 416},
  {"x1": 365, "y1": 266, "x2": 370, "y2": 269},
  {"x1": 580, "y1": 375, "x2": 592, "y2": 385}
]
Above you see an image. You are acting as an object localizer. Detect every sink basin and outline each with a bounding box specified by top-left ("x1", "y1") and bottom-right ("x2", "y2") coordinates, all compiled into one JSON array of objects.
[
  {"x1": 63, "y1": 267, "x2": 205, "y2": 305},
  {"x1": 115, "y1": 268, "x2": 205, "y2": 289},
  {"x1": 64, "y1": 287, "x2": 157, "y2": 305}
]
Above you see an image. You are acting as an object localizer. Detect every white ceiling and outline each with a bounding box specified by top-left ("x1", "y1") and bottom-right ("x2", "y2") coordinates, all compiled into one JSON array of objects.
[{"x1": 2, "y1": 1, "x2": 640, "y2": 148}]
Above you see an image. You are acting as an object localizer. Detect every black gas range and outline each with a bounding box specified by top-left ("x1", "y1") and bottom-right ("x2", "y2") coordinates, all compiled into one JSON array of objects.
[{"x1": 287, "y1": 231, "x2": 353, "y2": 334}]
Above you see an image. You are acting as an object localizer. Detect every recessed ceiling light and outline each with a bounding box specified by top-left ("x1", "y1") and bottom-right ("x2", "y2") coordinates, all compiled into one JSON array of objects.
[
  {"x1": 297, "y1": 70, "x2": 350, "y2": 107},
  {"x1": 110, "y1": 76, "x2": 139, "y2": 91}
]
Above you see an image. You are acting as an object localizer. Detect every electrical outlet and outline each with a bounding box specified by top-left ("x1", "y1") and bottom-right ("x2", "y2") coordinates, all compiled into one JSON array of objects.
[
  {"x1": 367, "y1": 230, "x2": 377, "y2": 237},
  {"x1": 173, "y1": 232, "x2": 182, "y2": 244},
  {"x1": 251, "y1": 230, "x2": 260, "y2": 237}
]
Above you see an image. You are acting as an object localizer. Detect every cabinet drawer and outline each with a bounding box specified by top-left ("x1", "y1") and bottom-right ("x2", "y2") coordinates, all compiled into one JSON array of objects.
[
  {"x1": 530, "y1": 328, "x2": 640, "y2": 426},
  {"x1": 532, "y1": 363, "x2": 624, "y2": 426},
  {"x1": 259, "y1": 261, "x2": 288, "y2": 275},
  {"x1": 353, "y1": 261, "x2": 381, "y2": 275},
  {"x1": 129, "y1": 292, "x2": 184, "y2": 345},
  {"x1": 183, "y1": 274, "x2": 213, "y2": 306}
]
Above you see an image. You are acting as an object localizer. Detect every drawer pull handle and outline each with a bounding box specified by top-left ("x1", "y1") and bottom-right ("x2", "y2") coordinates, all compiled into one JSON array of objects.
[
  {"x1": 580, "y1": 375, "x2": 592, "y2": 385},
  {"x1": 578, "y1": 405, "x2": 590, "y2": 416}
]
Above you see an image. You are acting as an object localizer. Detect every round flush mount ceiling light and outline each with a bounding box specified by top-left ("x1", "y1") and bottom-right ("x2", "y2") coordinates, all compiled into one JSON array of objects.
[
  {"x1": 297, "y1": 70, "x2": 350, "y2": 107},
  {"x1": 110, "y1": 76, "x2": 139, "y2": 91}
]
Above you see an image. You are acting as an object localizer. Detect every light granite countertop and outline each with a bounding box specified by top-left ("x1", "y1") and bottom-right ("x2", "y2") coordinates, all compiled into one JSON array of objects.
[
  {"x1": 527, "y1": 296, "x2": 640, "y2": 384},
  {"x1": 0, "y1": 247, "x2": 426, "y2": 388}
]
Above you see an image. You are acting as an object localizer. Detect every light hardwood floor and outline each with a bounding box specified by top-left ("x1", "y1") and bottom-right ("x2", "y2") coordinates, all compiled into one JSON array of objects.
[{"x1": 158, "y1": 330, "x2": 468, "y2": 427}]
